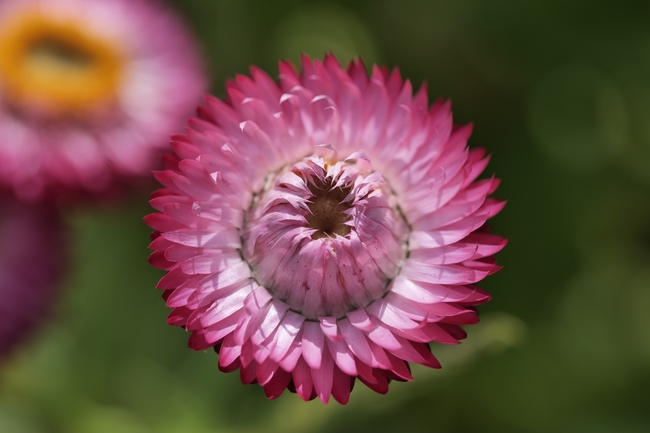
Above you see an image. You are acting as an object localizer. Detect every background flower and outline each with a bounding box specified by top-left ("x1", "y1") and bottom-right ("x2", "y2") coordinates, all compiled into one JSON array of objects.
[
  {"x1": 0, "y1": 198, "x2": 66, "y2": 360},
  {"x1": 0, "y1": 0, "x2": 206, "y2": 202}
]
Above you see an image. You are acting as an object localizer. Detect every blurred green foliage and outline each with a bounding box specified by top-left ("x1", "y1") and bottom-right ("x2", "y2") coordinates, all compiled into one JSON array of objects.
[{"x1": 2, "y1": 0, "x2": 650, "y2": 432}]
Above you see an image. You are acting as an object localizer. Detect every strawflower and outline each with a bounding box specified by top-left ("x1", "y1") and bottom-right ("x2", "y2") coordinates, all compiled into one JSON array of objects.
[
  {"x1": 0, "y1": 198, "x2": 66, "y2": 360},
  {"x1": 0, "y1": 0, "x2": 206, "y2": 202},
  {"x1": 146, "y1": 55, "x2": 506, "y2": 404}
]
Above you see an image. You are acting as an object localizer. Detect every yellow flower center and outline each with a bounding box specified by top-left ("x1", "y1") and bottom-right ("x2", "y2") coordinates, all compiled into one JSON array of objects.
[{"x1": 0, "y1": 11, "x2": 123, "y2": 117}]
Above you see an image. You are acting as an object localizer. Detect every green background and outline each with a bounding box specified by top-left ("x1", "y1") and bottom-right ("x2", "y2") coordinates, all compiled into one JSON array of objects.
[{"x1": 3, "y1": 0, "x2": 650, "y2": 432}]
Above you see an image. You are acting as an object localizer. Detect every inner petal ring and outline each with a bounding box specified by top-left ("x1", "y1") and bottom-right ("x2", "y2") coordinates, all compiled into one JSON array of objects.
[{"x1": 241, "y1": 154, "x2": 409, "y2": 320}]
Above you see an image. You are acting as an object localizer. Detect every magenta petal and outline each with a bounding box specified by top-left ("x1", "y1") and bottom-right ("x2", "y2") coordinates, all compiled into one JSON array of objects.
[
  {"x1": 357, "y1": 365, "x2": 389, "y2": 395},
  {"x1": 240, "y1": 360, "x2": 258, "y2": 385},
  {"x1": 188, "y1": 329, "x2": 212, "y2": 351},
  {"x1": 218, "y1": 333, "x2": 242, "y2": 369},
  {"x1": 263, "y1": 367, "x2": 292, "y2": 399},
  {"x1": 385, "y1": 352, "x2": 413, "y2": 381},
  {"x1": 292, "y1": 358, "x2": 315, "y2": 401},
  {"x1": 312, "y1": 349, "x2": 334, "y2": 404},
  {"x1": 256, "y1": 358, "x2": 280, "y2": 386},
  {"x1": 167, "y1": 307, "x2": 191, "y2": 327},
  {"x1": 331, "y1": 365, "x2": 352, "y2": 405}
]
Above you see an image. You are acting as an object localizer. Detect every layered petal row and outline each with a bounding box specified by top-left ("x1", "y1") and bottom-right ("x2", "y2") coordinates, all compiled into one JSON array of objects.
[{"x1": 147, "y1": 55, "x2": 506, "y2": 404}]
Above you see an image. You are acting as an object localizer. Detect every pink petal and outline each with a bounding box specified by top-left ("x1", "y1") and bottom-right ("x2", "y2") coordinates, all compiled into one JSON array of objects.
[
  {"x1": 400, "y1": 261, "x2": 490, "y2": 285},
  {"x1": 263, "y1": 367, "x2": 292, "y2": 399},
  {"x1": 218, "y1": 333, "x2": 242, "y2": 369},
  {"x1": 292, "y1": 357, "x2": 315, "y2": 401},
  {"x1": 326, "y1": 338, "x2": 358, "y2": 376},
  {"x1": 320, "y1": 316, "x2": 340, "y2": 341},
  {"x1": 251, "y1": 300, "x2": 289, "y2": 346},
  {"x1": 312, "y1": 348, "x2": 334, "y2": 404},
  {"x1": 302, "y1": 321, "x2": 325, "y2": 369},
  {"x1": 268, "y1": 311, "x2": 305, "y2": 363},
  {"x1": 331, "y1": 365, "x2": 352, "y2": 405}
]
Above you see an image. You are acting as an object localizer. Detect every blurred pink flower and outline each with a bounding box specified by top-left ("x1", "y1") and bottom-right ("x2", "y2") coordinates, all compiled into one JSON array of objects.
[
  {"x1": 0, "y1": 198, "x2": 66, "y2": 360},
  {"x1": 146, "y1": 55, "x2": 506, "y2": 404},
  {"x1": 0, "y1": 0, "x2": 206, "y2": 202}
]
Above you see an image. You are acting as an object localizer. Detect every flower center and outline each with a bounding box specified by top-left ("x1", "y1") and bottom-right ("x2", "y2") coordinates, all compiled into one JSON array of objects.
[
  {"x1": 0, "y1": 11, "x2": 123, "y2": 117},
  {"x1": 28, "y1": 37, "x2": 95, "y2": 71},
  {"x1": 305, "y1": 177, "x2": 351, "y2": 239},
  {"x1": 242, "y1": 155, "x2": 408, "y2": 319}
]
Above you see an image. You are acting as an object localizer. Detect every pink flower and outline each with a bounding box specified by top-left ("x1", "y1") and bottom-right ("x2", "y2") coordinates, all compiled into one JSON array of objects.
[
  {"x1": 0, "y1": 0, "x2": 206, "y2": 202},
  {"x1": 146, "y1": 55, "x2": 506, "y2": 404},
  {"x1": 0, "y1": 198, "x2": 66, "y2": 360}
]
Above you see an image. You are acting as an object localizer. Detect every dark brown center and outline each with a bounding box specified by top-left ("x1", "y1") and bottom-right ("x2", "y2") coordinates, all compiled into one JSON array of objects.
[{"x1": 306, "y1": 179, "x2": 351, "y2": 239}]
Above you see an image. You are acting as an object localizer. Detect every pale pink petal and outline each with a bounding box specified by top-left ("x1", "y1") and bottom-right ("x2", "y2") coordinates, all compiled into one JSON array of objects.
[
  {"x1": 302, "y1": 321, "x2": 325, "y2": 369},
  {"x1": 326, "y1": 338, "x2": 358, "y2": 376}
]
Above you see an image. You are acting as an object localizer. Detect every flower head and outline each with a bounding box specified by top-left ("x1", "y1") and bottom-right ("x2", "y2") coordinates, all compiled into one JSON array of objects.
[
  {"x1": 0, "y1": 198, "x2": 66, "y2": 360},
  {"x1": 0, "y1": 0, "x2": 206, "y2": 202},
  {"x1": 146, "y1": 55, "x2": 506, "y2": 404}
]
